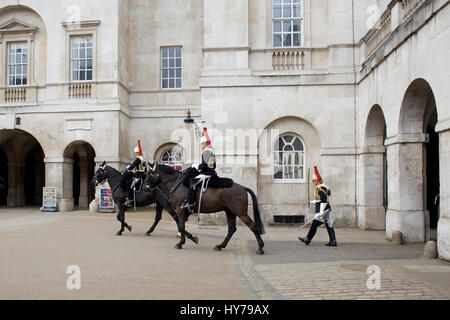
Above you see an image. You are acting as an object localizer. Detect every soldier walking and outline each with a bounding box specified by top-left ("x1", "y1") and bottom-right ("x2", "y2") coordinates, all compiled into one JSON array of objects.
[{"x1": 298, "y1": 166, "x2": 337, "y2": 247}]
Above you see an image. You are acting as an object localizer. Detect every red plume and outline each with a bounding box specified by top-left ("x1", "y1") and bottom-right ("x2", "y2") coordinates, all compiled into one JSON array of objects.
[
  {"x1": 137, "y1": 140, "x2": 143, "y2": 156},
  {"x1": 314, "y1": 166, "x2": 323, "y2": 184},
  {"x1": 203, "y1": 127, "x2": 212, "y2": 148}
]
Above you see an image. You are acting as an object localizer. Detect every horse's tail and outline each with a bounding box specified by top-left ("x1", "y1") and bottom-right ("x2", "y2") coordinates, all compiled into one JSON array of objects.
[{"x1": 245, "y1": 188, "x2": 265, "y2": 235}]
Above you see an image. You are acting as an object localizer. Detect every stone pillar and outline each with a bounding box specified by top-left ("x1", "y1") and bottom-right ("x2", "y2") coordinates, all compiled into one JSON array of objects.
[
  {"x1": 436, "y1": 124, "x2": 450, "y2": 260},
  {"x1": 44, "y1": 157, "x2": 74, "y2": 212},
  {"x1": 357, "y1": 146, "x2": 386, "y2": 230},
  {"x1": 385, "y1": 134, "x2": 428, "y2": 243}
]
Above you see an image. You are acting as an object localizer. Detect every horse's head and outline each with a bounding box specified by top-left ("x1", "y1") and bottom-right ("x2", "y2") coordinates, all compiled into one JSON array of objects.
[
  {"x1": 143, "y1": 163, "x2": 160, "y2": 192},
  {"x1": 92, "y1": 161, "x2": 108, "y2": 187}
]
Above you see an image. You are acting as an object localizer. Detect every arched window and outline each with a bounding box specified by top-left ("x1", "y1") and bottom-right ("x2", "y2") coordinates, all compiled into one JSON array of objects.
[
  {"x1": 273, "y1": 134, "x2": 305, "y2": 180},
  {"x1": 160, "y1": 149, "x2": 183, "y2": 171}
]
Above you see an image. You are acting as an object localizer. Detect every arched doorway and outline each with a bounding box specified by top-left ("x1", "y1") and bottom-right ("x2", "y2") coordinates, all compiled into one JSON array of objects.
[
  {"x1": 63, "y1": 141, "x2": 96, "y2": 209},
  {"x1": 359, "y1": 105, "x2": 387, "y2": 230},
  {"x1": 0, "y1": 129, "x2": 45, "y2": 207},
  {"x1": 386, "y1": 78, "x2": 439, "y2": 243}
]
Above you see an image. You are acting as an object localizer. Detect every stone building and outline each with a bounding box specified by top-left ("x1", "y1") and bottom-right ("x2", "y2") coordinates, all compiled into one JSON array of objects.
[{"x1": 0, "y1": 0, "x2": 449, "y2": 259}]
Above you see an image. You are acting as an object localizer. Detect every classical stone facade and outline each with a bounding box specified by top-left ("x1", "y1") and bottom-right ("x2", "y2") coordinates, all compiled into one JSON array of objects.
[{"x1": 0, "y1": 0, "x2": 449, "y2": 259}]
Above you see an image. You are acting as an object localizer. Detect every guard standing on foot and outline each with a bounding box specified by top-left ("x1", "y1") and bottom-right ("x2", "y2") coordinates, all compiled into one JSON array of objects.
[{"x1": 298, "y1": 166, "x2": 337, "y2": 247}]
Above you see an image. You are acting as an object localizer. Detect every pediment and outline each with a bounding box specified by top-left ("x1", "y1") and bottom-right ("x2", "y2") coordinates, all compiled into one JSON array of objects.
[{"x1": 0, "y1": 18, "x2": 39, "y2": 34}]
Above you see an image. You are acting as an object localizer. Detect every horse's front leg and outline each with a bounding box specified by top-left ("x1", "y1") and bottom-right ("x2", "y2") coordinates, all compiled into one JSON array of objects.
[
  {"x1": 170, "y1": 209, "x2": 199, "y2": 244},
  {"x1": 174, "y1": 208, "x2": 186, "y2": 249},
  {"x1": 146, "y1": 203, "x2": 162, "y2": 236},
  {"x1": 116, "y1": 205, "x2": 132, "y2": 236},
  {"x1": 116, "y1": 205, "x2": 125, "y2": 236}
]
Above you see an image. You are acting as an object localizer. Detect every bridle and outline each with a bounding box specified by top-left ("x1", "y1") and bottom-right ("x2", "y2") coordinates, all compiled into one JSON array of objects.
[{"x1": 95, "y1": 164, "x2": 123, "y2": 193}]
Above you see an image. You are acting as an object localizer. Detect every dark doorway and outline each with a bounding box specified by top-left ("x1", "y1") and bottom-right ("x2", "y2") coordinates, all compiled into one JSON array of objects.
[
  {"x1": 24, "y1": 146, "x2": 45, "y2": 206},
  {"x1": 0, "y1": 148, "x2": 7, "y2": 206},
  {"x1": 73, "y1": 152, "x2": 80, "y2": 207},
  {"x1": 426, "y1": 112, "x2": 440, "y2": 233}
]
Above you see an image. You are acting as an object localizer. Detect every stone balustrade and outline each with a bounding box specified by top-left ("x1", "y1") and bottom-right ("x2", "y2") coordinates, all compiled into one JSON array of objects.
[
  {"x1": 271, "y1": 49, "x2": 305, "y2": 70},
  {"x1": 365, "y1": 12, "x2": 392, "y2": 56},
  {"x1": 4, "y1": 87, "x2": 27, "y2": 103},
  {"x1": 68, "y1": 82, "x2": 93, "y2": 99},
  {"x1": 401, "y1": 0, "x2": 426, "y2": 19}
]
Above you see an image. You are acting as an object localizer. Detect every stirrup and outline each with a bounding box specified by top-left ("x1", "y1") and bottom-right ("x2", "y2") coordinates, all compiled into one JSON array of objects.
[
  {"x1": 124, "y1": 198, "x2": 133, "y2": 207},
  {"x1": 181, "y1": 202, "x2": 195, "y2": 211}
]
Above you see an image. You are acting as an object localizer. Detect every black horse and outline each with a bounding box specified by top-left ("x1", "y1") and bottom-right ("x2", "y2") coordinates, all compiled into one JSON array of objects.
[
  {"x1": 92, "y1": 161, "x2": 198, "y2": 243},
  {"x1": 144, "y1": 164, "x2": 265, "y2": 255}
]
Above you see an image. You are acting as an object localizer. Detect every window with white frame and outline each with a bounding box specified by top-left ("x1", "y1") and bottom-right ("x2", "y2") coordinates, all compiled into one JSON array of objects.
[
  {"x1": 273, "y1": 134, "x2": 305, "y2": 180},
  {"x1": 272, "y1": 0, "x2": 303, "y2": 47},
  {"x1": 71, "y1": 36, "x2": 93, "y2": 81},
  {"x1": 161, "y1": 47, "x2": 182, "y2": 89},
  {"x1": 8, "y1": 42, "x2": 28, "y2": 86},
  {"x1": 160, "y1": 149, "x2": 183, "y2": 171}
]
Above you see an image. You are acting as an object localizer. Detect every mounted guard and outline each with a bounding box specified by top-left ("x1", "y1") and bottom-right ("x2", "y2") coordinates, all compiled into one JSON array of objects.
[
  {"x1": 123, "y1": 140, "x2": 147, "y2": 207},
  {"x1": 181, "y1": 130, "x2": 217, "y2": 213},
  {"x1": 298, "y1": 166, "x2": 337, "y2": 247}
]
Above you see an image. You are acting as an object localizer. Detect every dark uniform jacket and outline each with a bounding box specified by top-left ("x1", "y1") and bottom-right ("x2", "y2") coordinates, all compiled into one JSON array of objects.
[
  {"x1": 198, "y1": 148, "x2": 216, "y2": 176},
  {"x1": 314, "y1": 184, "x2": 331, "y2": 213}
]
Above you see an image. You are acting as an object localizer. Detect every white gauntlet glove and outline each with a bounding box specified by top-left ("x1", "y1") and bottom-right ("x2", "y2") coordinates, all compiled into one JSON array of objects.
[{"x1": 308, "y1": 200, "x2": 319, "y2": 208}]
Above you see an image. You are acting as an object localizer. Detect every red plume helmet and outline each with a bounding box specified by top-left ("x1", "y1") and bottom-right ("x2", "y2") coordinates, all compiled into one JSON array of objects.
[
  {"x1": 203, "y1": 127, "x2": 212, "y2": 148},
  {"x1": 137, "y1": 140, "x2": 143, "y2": 156},
  {"x1": 313, "y1": 166, "x2": 323, "y2": 184}
]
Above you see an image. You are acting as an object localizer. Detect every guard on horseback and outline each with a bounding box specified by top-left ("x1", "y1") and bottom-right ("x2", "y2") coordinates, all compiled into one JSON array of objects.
[
  {"x1": 181, "y1": 134, "x2": 216, "y2": 213},
  {"x1": 123, "y1": 141, "x2": 146, "y2": 207},
  {"x1": 298, "y1": 166, "x2": 337, "y2": 247}
]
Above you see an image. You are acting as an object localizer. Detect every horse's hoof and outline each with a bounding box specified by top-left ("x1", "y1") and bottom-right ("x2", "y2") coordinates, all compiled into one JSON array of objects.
[
  {"x1": 256, "y1": 249, "x2": 264, "y2": 255},
  {"x1": 145, "y1": 232, "x2": 151, "y2": 237},
  {"x1": 116, "y1": 232, "x2": 122, "y2": 236},
  {"x1": 214, "y1": 245, "x2": 222, "y2": 251},
  {"x1": 126, "y1": 226, "x2": 132, "y2": 232},
  {"x1": 193, "y1": 236, "x2": 199, "y2": 244},
  {"x1": 174, "y1": 244, "x2": 182, "y2": 249}
]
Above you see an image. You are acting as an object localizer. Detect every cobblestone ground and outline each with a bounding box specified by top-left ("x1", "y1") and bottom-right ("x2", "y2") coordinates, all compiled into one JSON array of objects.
[{"x1": 228, "y1": 232, "x2": 450, "y2": 300}]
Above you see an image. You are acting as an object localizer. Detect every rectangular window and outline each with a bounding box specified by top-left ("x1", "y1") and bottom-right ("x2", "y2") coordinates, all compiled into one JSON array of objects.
[
  {"x1": 273, "y1": 0, "x2": 303, "y2": 47},
  {"x1": 161, "y1": 47, "x2": 182, "y2": 89},
  {"x1": 8, "y1": 42, "x2": 28, "y2": 86},
  {"x1": 71, "y1": 36, "x2": 93, "y2": 81}
]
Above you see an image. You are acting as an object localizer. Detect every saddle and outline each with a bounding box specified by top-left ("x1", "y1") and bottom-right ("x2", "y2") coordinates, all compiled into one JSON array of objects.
[{"x1": 182, "y1": 167, "x2": 233, "y2": 189}]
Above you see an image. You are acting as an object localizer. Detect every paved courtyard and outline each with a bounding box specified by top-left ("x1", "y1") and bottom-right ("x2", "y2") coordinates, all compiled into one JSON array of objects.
[{"x1": 0, "y1": 207, "x2": 449, "y2": 300}]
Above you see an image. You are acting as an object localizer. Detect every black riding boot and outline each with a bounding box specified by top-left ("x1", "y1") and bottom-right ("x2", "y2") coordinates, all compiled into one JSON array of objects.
[
  {"x1": 325, "y1": 225, "x2": 337, "y2": 247},
  {"x1": 181, "y1": 179, "x2": 196, "y2": 212},
  {"x1": 298, "y1": 220, "x2": 322, "y2": 245},
  {"x1": 124, "y1": 185, "x2": 134, "y2": 207}
]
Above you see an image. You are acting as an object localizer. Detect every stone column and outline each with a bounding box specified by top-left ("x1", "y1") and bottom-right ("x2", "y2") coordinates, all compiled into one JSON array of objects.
[
  {"x1": 44, "y1": 157, "x2": 74, "y2": 212},
  {"x1": 357, "y1": 146, "x2": 386, "y2": 230},
  {"x1": 436, "y1": 122, "x2": 450, "y2": 260},
  {"x1": 385, "y1": 134, "x2": 428, "y2": 243}
]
